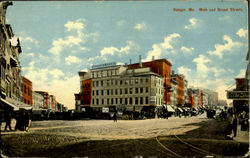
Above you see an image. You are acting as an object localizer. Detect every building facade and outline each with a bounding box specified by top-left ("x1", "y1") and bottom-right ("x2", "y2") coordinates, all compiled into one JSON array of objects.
[
  {"x1": 90, "y1": 65, "x2": 163, "y2": 117},
  {"x1": 32, "y1": 91, "x2": 44, "y2": 110},
  {"x1": 127, "y1": 58, "x2": 172, "y2": 105},
  {"x1": 0, "y1": 2, "x2": 32, "y2": 122},
  {"x1": 21, "y1": 76, "x2": 32, "y2": 106}
]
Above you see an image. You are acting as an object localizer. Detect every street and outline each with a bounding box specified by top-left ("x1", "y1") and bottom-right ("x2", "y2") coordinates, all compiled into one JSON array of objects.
[{"x1": 1, "y1": 114, "x2": 249, "y2": 157}]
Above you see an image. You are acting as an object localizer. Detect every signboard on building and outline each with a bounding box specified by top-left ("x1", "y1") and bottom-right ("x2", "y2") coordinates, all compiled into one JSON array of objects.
[
  {"x1": 92, "y1": 62, "x2": 116, "y2": 69},
  {"x1": 102, "y1": 107, "x2": 109, "y2": 113},
  {"x1": 150, "y1": 96, "x2": 156, "y2": 103},
  {"x1": 227, "y1": 91, "x2": 249, "y2": 100}
]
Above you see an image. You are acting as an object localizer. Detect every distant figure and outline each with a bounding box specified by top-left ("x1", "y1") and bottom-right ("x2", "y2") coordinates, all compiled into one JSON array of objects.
[
  {"x1": 24, "y1": 112, "x2": 30, "y2": 131},
  {"x1": 113, "y1": 112, "x2": 117, "y2": 122},
  {"x1": 232, "y1": 114, "x2": 238, "y2": 137},
  {"x1": 4, "y1": 113, "x2": 12, "y2": 131}
]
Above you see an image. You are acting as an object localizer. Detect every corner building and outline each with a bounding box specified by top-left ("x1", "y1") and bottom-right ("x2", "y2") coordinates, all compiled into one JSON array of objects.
[
  {"x1": 127, "y1": 59, "x2": 172, "y2": 105},
  {"x1": 91, "y1": 65, "x2": 163, "y2": 118}
]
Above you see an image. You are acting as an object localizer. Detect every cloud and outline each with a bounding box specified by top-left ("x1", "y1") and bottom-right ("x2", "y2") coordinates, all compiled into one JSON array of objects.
[
  {"x1": 22, "y1": 65, "x2": 78, "y2": 109},
  {"x1": 177, "y1": 66, "x2": 192, "y2": 81},
  {"x1": 236, "y1": 28, "x2": 248, "y2": 38},
  {"x1": 192, "y1": 54, "x2": 211, "y2": 78},
  {"x1": 181, "y1": 46, "x2": 194, "y2": 54},
  {"x1": 100, "y1": 41, "x2": 139, "y2": 56},
  {"x1": 64, "y1": 19, "x2": 85, "y2": 32},
  {"x1": 208, "y1": 35, "x2": 242, "y2": 58},
  {"x1": 19, "y1": 36, "x2": 39, "y2": 46},
  {"x1": 144, "y1": 33, "x2": 181, "y2": 61},
  {"x1": 134, "y1": 22, "x2": 146, "y2": 30},
  {"x1": 184, "y1": 18, "x2": 199, "y2": 30},
  {"x1": 237, "y1": 69, "x2": 246, "y2": 78},
  {"x1": 65, "y1": 55, "x2": 82, "y2": 65},
  {"x1": 49, "y1": 19, "x2": 97, "y2": 56}
]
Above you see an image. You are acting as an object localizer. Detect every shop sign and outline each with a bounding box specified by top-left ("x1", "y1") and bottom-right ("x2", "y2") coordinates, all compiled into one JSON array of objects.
[
  {"x1": 227, "y1": 91, "x2": 249, "y2": 100},
  {"x1": 102, "y1": 107, "x2": 109, "y2": 113},
  {"x1": 150, "y1": 96, "x2": 156, "y2": 103}
]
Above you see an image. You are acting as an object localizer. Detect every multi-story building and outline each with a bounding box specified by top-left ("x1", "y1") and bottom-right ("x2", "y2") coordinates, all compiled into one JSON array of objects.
[
  {"x1": 127, "y1": 58, "x2": 172, "y2": 105},
  {"x1": 0, "y1": 2, "x2": 32, "y2": 119},
  {"x1": 184, "y1": 79, "x2": 188, "y2": 105},
  {"x1": 170, "y1": 76, "x2": 177, "y2": 107},
  {"x1": 49, "y1": 95, "x2": 56, "y2": 111},
  {"x1": 32, "y1": 91, "x2": 44, "y2": 110},
  {"x1": 21, "y1": 76, "x2": 32, "y2": 106},
  {"x1": 75, "y1": 71, "x2": 92, "y2": 113},
  {"x1": 35, "y1": 91, "x2": 49, "y2": 109},
  {"x1": 90, "y1": 64, "x2": 163, "y2": 118},
  {"x1": 171, "y1": 71, "x2": 185, "y2": 107}
]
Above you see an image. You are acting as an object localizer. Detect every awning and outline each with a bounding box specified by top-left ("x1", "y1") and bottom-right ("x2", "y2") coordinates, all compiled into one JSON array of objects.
[
  {"x1": 5, "y1": 97, "x2": 32, "y2": 110},
  {"x1": 178, "y1": 107, "x2": 183, "y2": 112},
  {"x1": 0, "y1": 98, "x2": 19, "y2": 111},
  {"x1": 167, "y1": 105, "x2": 175, "y2": 112}
]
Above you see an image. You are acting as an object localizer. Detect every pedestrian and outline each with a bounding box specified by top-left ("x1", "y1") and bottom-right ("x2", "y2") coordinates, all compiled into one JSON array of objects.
[
  {"x1": 24, "y1": 112, "x2": 30, "y2": 131},
  {"x1": 4, "y1": 112, "x2": 12, "y2": 131},
  {"x1": 232, "y1": 114, "x2": 238, "y2": 137},
  {"x1": 113, "y1": 111, "x2": 117, "y2": 122}
]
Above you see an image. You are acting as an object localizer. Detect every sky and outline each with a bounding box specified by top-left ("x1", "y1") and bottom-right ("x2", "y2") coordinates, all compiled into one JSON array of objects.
[{"x1": 6, "y1": 0, "x2": 248, "y2": 109}]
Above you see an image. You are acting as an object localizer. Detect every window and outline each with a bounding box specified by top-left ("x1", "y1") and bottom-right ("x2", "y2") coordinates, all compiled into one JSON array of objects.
[
  {"x1": 135, "y1": 88, "x2": 138, "y2": 93},
  {"x1": 146, "y1": 78, "x2": 149, "y2": 83},
  {"x1": 96, "y1": 99, "x2": 99, "y2": 105},
  {"x1": 125, "y1": 88, "x2": 128, "y2": 94},
  {"x1": 120, "y1": 80, "x2": 123, "y2": 85},
  {"x1": 96, "y1": 81, "x2": 99, "y2": 87},
  {"x1": 146, "y1": 97, "x2": 148, "y2": 104},
  {"x1": 129, "y1": 88, "x2": 133, "y2": 94},
  {"x1": 92, "y1": 81, "x2": 95, "y2": 87},
  {"x1": 107, "y1": 90, "x2": 109, "y2": 95},
  {"x1": 115, "y1": 89, "x2": 118, "y2": 95},
  {"x1": 92, "y1": 99, "x2": 95, "y2": 105},
  {"x1": 120, "y1": 89, "x2": 122, "y2": 95},
  {"x1": 146, "y1": 87, "x2": 149, "y2": 93},
  {"x1": 140, "y1": 97, "x2": 143, "y2": 104},
  {"x1": 102, "y1": 99, "x2": 104, "y2": 104},
  {"x1": 92, "y1": 91, "x2": 95, "y2": 96},
  {"x1": 115, "y1": 98, "x2": 118, "y2": 104},
  {"x1": 107, "y1": 98, "x2": 109, "y2": 105},
  {"x1": 96, "y1": 90, "x2": 99, "y2": 96},
  {"x1": 107, "y1": 80, "x2": 109, "y2": 86},
  {"x1": 111, "y1": 89, "x2": 113, "y2": 95},
  {"x1": 125, "y1": 98, "x2": 128, "y2": 105},
  {"x1": 130, "y1": 98, "x2": 133, "y2": 104},
  {"x1": 140, "y1": 78, "x2": 143, "y2": 84},
  {"x1": 120, "y1": 98, "x2": 123, "y2": 104},
  {"x1": 101, "y1": 90, "x2": 104, "y2": 95},
  {"x1": 135, "y1": 97, "x2": 138, "y2": 105},
  {"x1": 101, "y1": 81, "x2": 103, "y2": 86},
  {"x1": 111, "y1": 98, "x2": 113, "y2": 104},
  {"x1": 140, "y1": 87, "x2": 143, "y2": 93}
]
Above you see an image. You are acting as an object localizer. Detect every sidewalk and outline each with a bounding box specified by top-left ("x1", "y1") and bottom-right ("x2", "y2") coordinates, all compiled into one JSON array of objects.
[{"x1": 233, "y1": 125, "x2": 249, "y2": 143}]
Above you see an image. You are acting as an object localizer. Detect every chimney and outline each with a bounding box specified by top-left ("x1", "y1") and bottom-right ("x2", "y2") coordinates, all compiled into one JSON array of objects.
[
  {"x1": 152, "y1": 56, "x2": 154, "y2": 61},
  {"x1": 139, "y1": 55, "x2": 142, "y2": 67},
  {"x1": 130, "y1": 59, "x2": 132, "y2": 64}
]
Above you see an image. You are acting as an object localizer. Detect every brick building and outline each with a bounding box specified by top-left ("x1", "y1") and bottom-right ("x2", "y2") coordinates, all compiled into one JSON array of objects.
[
  {"x1": 127, "y1": 58, "x2": 172, "y2": 105},
  {"x1": 21, "y1": 76, "x2": 32, "y2": 106}
]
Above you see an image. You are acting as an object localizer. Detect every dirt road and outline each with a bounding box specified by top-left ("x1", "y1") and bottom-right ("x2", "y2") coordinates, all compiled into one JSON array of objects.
[{"x1": 1, "y1": 114, "x2": 249, "y2": 157}]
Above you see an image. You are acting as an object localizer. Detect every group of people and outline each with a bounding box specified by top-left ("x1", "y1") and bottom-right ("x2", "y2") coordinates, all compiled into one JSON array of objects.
[
  {"x1": 4, "y1": 111, "x2": 30, "y2": 131},
  {"x1": 223, "y1": 108, "x2": 249, "y2": 138}
]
